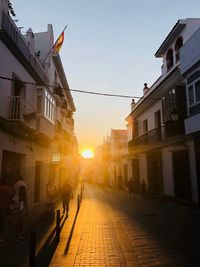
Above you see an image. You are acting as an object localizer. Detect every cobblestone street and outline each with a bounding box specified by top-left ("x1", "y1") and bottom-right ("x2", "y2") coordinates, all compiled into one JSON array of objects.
[{"x1": 50, "y1": 184, "x2": 200, "y2": 267}]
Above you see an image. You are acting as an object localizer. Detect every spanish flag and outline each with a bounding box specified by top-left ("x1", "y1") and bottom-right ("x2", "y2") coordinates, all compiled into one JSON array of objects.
[{"x1": 53, "y1": 31, "x2": 64, "y2": 53}]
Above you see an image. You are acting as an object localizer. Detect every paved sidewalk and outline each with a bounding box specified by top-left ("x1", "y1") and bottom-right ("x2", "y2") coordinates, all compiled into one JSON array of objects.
[
  {"x1": 50, "y1": 184, "x2": 200, "y2": 267},
  {"x1": 0, "y1": 186, "x2": 81, "y2": 267}
]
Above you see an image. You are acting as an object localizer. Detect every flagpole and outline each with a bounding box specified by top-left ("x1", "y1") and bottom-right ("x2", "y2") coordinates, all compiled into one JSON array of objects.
[{"x1": 42, "y1": 25, "x2": 67, "y2": 66}]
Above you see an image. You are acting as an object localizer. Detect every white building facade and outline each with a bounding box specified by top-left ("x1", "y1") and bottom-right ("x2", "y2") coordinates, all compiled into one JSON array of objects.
[
  {"x1": 127, "y1": 18, "x2": 200, "y2": 206},
  {"x1": 0, "y1": 0, "x2": 78, "y2": 217}
]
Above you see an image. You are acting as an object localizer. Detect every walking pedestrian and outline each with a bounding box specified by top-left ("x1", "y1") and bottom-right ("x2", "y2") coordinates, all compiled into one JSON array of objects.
[
  {"x1": 12, "y1": 175, "x2": 28, "y2": 242},
  {"x1": 0, "y1": 178, "x2": 12, "y2": 242},
  {"x1": 128, "y1": 178, "x2": 135, "y2": 199},
  {"x1": 45, "y1": 178, "x2": 57, "y2": 217},
  {"x1": 61, "y1": 181, "x2": 73, "y2": 217},
  {"x1": 141, "y1": 179, "x2": 147, "y2": 197}
]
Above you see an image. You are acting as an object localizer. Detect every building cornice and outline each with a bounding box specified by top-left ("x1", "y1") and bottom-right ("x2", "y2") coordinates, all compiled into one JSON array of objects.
[
  {"x1": 155, "y1": 20, "x2": 186, "y2": 58},
  {"x1": 52, "y1": 53, "x2": 76, "y2": 112},
  {"x1": 128, "y1": 66, "x2": 182, "y2": 117}
]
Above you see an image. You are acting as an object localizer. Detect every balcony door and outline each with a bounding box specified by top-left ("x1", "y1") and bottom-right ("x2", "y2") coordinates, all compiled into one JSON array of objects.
[
  {"x1": 10, "y1": 75, "x2": 25, "y2": 120},
  {"x1": 147, "y1": 150, "x2": 162, "y2": 196}
]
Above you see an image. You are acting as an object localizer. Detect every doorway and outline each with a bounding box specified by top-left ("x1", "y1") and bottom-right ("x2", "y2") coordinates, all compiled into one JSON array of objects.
[
  {"x1": 147, "y1": 150, "x2": 162, "y2": 196},
  {"x1": 1, "y1": 150, "x2": 24, "y2": 186},
  {"x1": 172, "y1": 150, "x2": 191, "y2": 201}
]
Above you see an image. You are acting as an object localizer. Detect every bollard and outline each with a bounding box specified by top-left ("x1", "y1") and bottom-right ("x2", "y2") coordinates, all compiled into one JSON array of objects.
[
  {"x1": 56, "y1": 209, "x2": 60, "y2": 242},
  {"x1": 77, "y1": 194, "x2": 80, "y2": 211},
  {"x1": 29, "y1": 229, "x2": 37, "y2": 267},
  {"x1": 80, "y1": 187, "x2": 82, "y2": 202}
]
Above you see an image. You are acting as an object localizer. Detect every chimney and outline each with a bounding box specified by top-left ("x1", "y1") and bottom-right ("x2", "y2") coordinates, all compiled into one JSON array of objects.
[
  {"x1": 131, "y1": 99, "x2": 136, "y2": 111},
  {"x1": 143, "y1": 83, "x2": 149, "y2": 95},
  {"x1": 0, "y1": 0, "x2": 9, "y2": 26}
]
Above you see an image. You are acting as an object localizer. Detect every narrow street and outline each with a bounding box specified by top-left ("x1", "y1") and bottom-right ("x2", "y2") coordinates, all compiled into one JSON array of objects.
[{"x1": 50, "y1": 184, "x2": 200, "y2": 267}]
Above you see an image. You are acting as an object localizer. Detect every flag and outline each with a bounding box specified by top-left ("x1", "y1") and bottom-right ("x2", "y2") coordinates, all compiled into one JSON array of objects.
[{"x1": 53, "y1": 31, "x2": 64, "y2": 53}]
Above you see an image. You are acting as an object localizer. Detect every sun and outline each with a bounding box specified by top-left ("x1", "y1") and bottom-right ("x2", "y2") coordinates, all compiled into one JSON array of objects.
[{"x1": 81, "y1": 149, "x2": 94, "y2": 159}]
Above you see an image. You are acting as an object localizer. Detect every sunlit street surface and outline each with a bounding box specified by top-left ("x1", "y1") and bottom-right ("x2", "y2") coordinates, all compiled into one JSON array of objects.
[{"x1": 50, "y1": 184, "x2": 200, "y2": 267}]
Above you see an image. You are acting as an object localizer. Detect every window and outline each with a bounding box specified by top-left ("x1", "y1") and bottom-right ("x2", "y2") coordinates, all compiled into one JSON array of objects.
[
  {"x1": 143, "y1": 119, "x2": 148, "y2": 133},
  {"x1": 195, "y1": 80, "x2": 200, "y2": 102},
  {"x1": 188, "y1": 85, "x2": 194, "y2": 105},
  {"x1": 44, "y1": 89, "x2": 56, "y2": 123},
  {"x1": 187, "y1": 71, "x2": 200, "y2": 111},
  {"x1": 132, "y1": 118, "x2": 138, "y2": 138},
  {"x1": 162, "y1": 89, "x2": 177, "y2": 122},
  {"x1": 166, "y1": 48, "x2": 173, "y2": 71},
  {"x1": 154, "y1": 110, "x2": 161, "y2": 128},
  {"x1": 175, "y1": 37, "x2": 183, "y2": 62}
]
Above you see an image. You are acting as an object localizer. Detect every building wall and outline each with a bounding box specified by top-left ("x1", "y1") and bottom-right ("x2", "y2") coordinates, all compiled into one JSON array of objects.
[
  {"x1": 0, "y1": 41, "x2": 37, "y2": 124},
  {"x1": 137, "y1": 101, "x2": 162, "y2": 135},
  {"x1": 0, "y1": 18, "x2": 77, "y2": 215},
  {"x1": 0, "y1": 130, "x2": 51, "y2": 211},
  {"x1": 185, "y1": 111, "x2": 200, "y2": 134},
  {"x1": 162, "y1": 19, "x2": 200, "y2": 75}
]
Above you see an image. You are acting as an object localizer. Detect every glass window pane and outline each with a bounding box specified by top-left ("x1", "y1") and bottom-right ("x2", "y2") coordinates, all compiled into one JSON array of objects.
[
  {"x1": 188, "y1": 85, "x2": 194, "y2": 105},
  {"x1": 195, "y1": 80, "x2": 200, "y2": 102}
]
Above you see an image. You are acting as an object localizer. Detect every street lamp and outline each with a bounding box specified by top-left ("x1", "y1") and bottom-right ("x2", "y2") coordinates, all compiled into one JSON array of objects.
[{"x1": 51, "y1": 153, "x2": 61, "y2": 165}]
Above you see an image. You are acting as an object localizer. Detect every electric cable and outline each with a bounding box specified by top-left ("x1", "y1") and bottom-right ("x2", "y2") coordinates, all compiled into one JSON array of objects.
[{"x1": 0, "y1": 75, "x2": 187, "y2": 102}]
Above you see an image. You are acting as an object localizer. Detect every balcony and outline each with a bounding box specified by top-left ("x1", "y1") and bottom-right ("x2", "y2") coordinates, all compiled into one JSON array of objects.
[
  {"x1": 164, "y1": 119, "x2": 185, "y2": 138},
  {"x1": 35, "y1": 116, "x2": 55, "y2": 145},
  {"x1": 128, "y1": 127, "x2": 162, "y2": 151},
  {"x1": 148, "y1": 127, "x2": 162, "y2": 143},
  {"x1": 9, "y1": 95, "x2": 37, "y2": 121},
  {"x1": 0, "y1": 96, "x2": 36, "y2": 138},
  {"x1": 0, "y1": 12, "x2": 48, "y2": 84}
]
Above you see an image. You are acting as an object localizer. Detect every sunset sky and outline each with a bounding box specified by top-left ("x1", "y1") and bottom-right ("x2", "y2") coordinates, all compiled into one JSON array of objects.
[{"x1": 12, "y1": 0, "x2": 200, "y2": 152}]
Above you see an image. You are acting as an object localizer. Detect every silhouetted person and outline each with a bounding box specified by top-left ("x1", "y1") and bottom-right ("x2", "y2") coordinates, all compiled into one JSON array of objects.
[
  {"x1": 61, "y1": 181, "x2": 73, "y2": 216},
  {"x1": 128, "y1": 179, "x2": 135, "y2": 199},
  {"x1": 46, "y1": 178, "x2": 57, "y2": 217},
  {"x1": 141, "y1": 179, "x2": 147, "y2": 197},
  {"x1": 12, "y1": 175, "x2": 27, "y2": 242}
]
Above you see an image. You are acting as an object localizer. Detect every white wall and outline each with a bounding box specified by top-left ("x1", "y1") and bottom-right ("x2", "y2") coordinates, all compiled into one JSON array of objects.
[
  {"x1": 162, "y1": 19, "x2": 200, "y2": 75},
  {"x1": 0, "y1": 41, "x2": 37, "y2": 125},
  {"x1": 137, "y1": 101, "x2": 162, "y2": 136},
  {"x1": 185, "y1": 112, "x2": 200, "y2": 134}
]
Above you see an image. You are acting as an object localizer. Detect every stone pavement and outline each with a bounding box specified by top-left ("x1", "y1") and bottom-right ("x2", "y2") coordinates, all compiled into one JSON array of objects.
[
  {"x1": 50, "y1": 184, "x2": 200, "y2": 267},
  {"x1": 0, "y1": 186, "x2": 81, "y2": 267}
]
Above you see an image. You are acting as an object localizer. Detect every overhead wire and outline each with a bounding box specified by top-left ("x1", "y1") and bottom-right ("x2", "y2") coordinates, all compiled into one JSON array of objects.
[{"x1": 0, "y1": 75, "x2": 187, "y2": 102}]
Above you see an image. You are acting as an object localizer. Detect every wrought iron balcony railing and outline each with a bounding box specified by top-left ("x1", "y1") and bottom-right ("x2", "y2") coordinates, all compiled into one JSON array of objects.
[
  {"x1": 8, "y1": 96, "x2": 36, "y2": 121},
  {"x1": 1, "y1": 12, "x2": 48, "y2": 84},
  {"x1": 128, "y1": 127, "x2": 162, "y2": 150}
]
